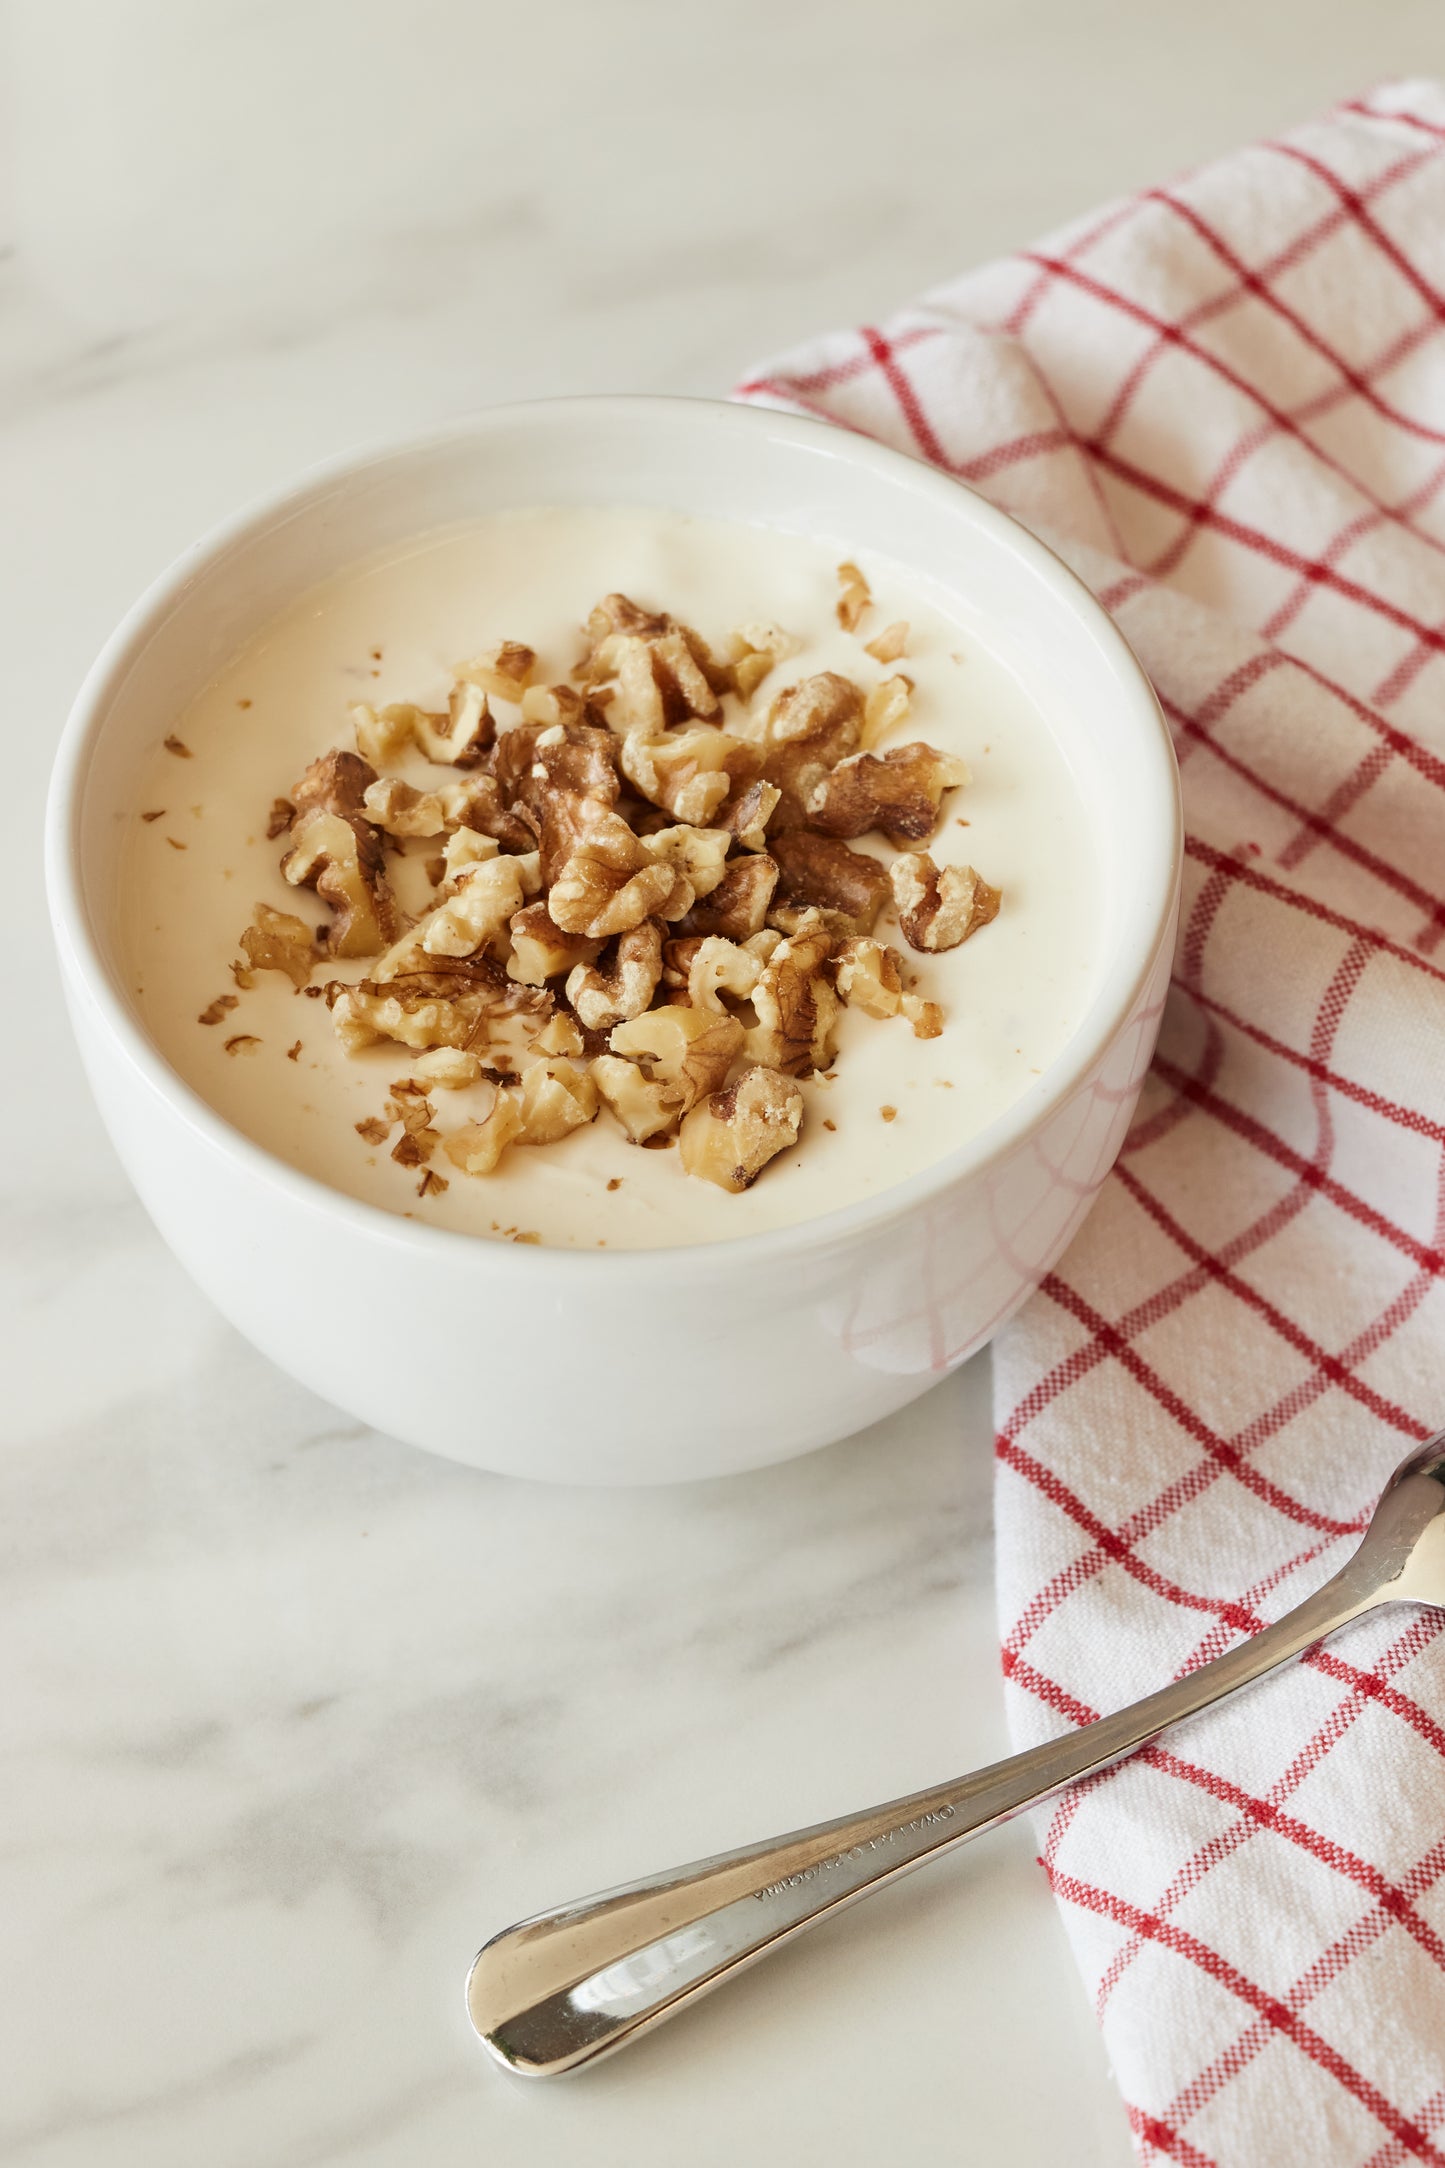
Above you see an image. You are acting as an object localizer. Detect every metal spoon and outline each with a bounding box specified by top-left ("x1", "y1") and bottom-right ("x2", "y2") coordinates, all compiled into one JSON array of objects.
[{"x1": 467, "y1": 1435, "x2": 1445, "y2": 2077}]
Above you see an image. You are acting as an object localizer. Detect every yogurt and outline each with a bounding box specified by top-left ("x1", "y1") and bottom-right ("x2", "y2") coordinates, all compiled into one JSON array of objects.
[{"x1": 117, "y1": 506, "x2": 1100, "y2": 1249}]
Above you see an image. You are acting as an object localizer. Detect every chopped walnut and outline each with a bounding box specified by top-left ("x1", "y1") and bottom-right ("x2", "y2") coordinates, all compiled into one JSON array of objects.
[
  {"x1": 620, "y1": 726, "x2": 744, "y2": 825},
  {"x1": 532, "y1": 1012, "x2": 585, "y2": 1058},
  {"x1": 861, "y1": 673, "x2": 913, "y2": 749},
  {"x1": 578, "y1": 596, "x2": 725, "y2": 725},
  {"x1": 833, "y1": 936, "x2": 905, "y2": 1018},
  {"x1": 745, "y1": 910, "x2": 839, "y2": 1076},
  {"x1": 282, "y1": 807, "x2": 398, "y2": 958},
  {"x1": 413, "y1": 1047, "x2": 483, "y2": 1090},
  {"x1": 507, "y1": 902, "x2": 602, "y2": 986},
  {"x1": 864, "y1": 622, "x2": 909, "y2": 664},
  {"x1": 591, "y1": 1056, "x2": 682, "y2": 1144},
  {"x1": 418, "y1": 856, "x2": 528, "y2": 959},
  {"x1": 759, "y1": 671, "x2": 864, "y2": 825},
  {"x1": 725, "y1": 622, "x2": 800, "y2": 700},
  {"x1": 548, "y1": 812, "x2": 677, "y2": 937},
  {"x1": 238, "y1": 902, "x2": 316, "y2": 989},
  {"x1": 676, "y1": 853, "x2": 778, "y2": 941},
  {"x1": 716, "y1": 775, "x2": 781, "y2": 852},
  {"x1": 198, "y1": 994, "x2": 239, "y2": 1026},
  {"x1": 352, "y1": 689, "x2": 491, "y2": 769},
  {"x1": 835, "y1": 560, "x2": 872, "y2": 633},
  {"x1": 516, "y1": 1057, "x2": 599, "y2": 1145},
  {"x1": 351, "y1": 703, "x2": 414, "y2": 767},
  {"x1": 492, "y1": 716, "x2": 620, "y2": 815},
  {"x1": 679, "y1": 1066, "x2": 804, "y2": 1191},
  {"x1": 608, "y1": 1003, "x2": 743, "y2": 1120},
  {"x1": 768, "y1": 832, "x2": 889, "y2": 938},
  {"x1": 254, "y1": 573, "x2": 989, "y2": 1209},
  {"x1": 566, "y1": 920, "x2": 663, "y2": 1030},
  {"x1": 455, "y1": 641, "x2": 536, "y2": 705},
  {"x1": 890, "y1": 852, "x2": 1001, "y2": 951},
  {"x1": 639, "y1": 824, "x2": 731, "y2": 911},
  {"x1": 292, "y1": 748, "x2": 377, "y2": 824},
  {"x1": 807, "y1": 741, "x2": 969, "y2": 846},
  {"x1": 685, "y1": 936, "x2": 765, "y2": 1013},
  {"x1": 445, "y1": 1087, "x2": 525, "y2": 1176},
  {"x1": 415, "y1": 682, "x2": 492, "y2": 767}
]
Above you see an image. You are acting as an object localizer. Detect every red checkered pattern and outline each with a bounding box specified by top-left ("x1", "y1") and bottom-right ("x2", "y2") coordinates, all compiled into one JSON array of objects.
[{"x1": 738, "y1": 82, "x2": 1445, "y2": 2165}]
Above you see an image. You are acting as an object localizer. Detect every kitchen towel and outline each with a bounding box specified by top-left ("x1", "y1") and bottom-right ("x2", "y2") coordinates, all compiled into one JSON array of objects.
[{"x1": 740, "y1": 81, "x2": 1445, "y2": 2165}]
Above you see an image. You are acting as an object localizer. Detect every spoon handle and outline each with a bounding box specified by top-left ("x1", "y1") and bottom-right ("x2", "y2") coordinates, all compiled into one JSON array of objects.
[{"x1": 468, "y1": 1542, "x2": 1396, "y2": 2077}]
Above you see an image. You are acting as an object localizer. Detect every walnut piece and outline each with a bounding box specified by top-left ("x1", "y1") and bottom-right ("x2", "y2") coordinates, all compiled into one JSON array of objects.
[
  {"x1": 548, "y1": 813, "x2": 678, "y2": 937},
  {"x1": 238, "y1": 902, "x2": 316, "y2": 989},
  {"x1": 516, "y1": 1057, "x2": 599, "y2": 1145},
  {"x1": 352, "y1": 688, "x2": 492, "y2": 769},
  {"x1": 890, "y1": 852, "x2": 1001, "y2": 951},
  {"x1": 591, "y1": 1055, "x2": 683, "y2": 1144},
  {"x1": 807, "y1": 741, "x2": 969, "y2": 846},
  {"x1": 508, "y1": 902, "x2": 602, "y2": 986},
  {"x1": 566, "y1": 920, "x2": 663, "y2": 1030},
  {"x1": 768, "y1": 831, "x2": 889, "y2": 938},
  {"x1": 419, "y1": 856, "x2": 527, "y2": 959},
  {"x1": 445, "y1": 1087, "x2": 525, "y2": 1176},
  {"x1": 282, "y1": 806, "x2": 399, "y2": 958},
  {"x1": 835, "y1": 560, "x2": 872, "y2": 632},
  {"x1": 292, "y1": 748, "x2": 376, "y2": 823},
  {"x1": 413, "y1": 1047, "x2": 483, "y2": 1089},
  {"x1": 620, "y1": 726, "x2": 744, "y2": 825},
  {"x1": 746, "y1": 910, "x2": 839, "y2": 1076},
  {"x1": 725, "y1": 622, "x2": 800, "y2": 700},
  {"x1": 860, "y1": 673, "x2": 913, "y2": 749},
  {"x1": 864, "y1": 622, "x2": 909, "y2": 664},
  {"x1": 759, "y1": 672, "x2": 864, "y2": 825},
  {"x1": 676, "y1": 853, "x2": 778, "y2": 941},
  {"x1": 455, "y1": 642, "x2": 536, "y2": 705},
  {"x1": 609, "y1": 1004, "x2": 744, "y2": 1119},
  {"x1": 834, "y1": 936, "x2": 905, "y2": 1018},
  {"x1": 716, "y1": 775, "x2": 781, "y2": 852},
  {"x1": 679, "y1": 1066, "x2": 804, "y2": 1192}
]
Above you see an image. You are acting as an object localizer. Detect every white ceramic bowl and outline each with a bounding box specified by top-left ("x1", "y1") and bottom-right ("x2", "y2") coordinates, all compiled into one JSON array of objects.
[{"x1": 47, "y1": 397, "x2": 1179, "y2": 1485}]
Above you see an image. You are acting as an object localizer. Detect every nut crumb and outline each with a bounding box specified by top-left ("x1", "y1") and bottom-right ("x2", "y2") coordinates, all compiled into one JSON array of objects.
[
  {"x1": 141, "y1": 808, "x2": 165, "y2": 823},
  {"x1": 880, "y1": 1104, "x2": 897, "y2": 1122},
  {"x1": 417, "y1": 1167, "x2": 449, "y2": 1197},
  {"x1": 355, "y1": 1116, "x2": 390, "y2": 1144},
  {"x1": 198, "y1": 994, "x2": 238, "y2": 1025},
  {"x1": 237, "y1": 698, "x2": 252, "y2": 710},
  {"x1": 864, "y1": 621, "x2": 909, "y2": 663},
  {"x1": 166, "y1": 836, "x2": 188, "y2": 851},
  {"x1": 286, "y1": 1040, "x2": 302, "y2": 1061},
  {"x1": 163, "y1": 735, "x2": 193, "y2": 758},
  {"x1": 514, "y1": 1230, "x2": 541, "y2": 1244},
  {"x1": 606, "y1": 1176, "x2": 622, "y2": 1191},
  {"x1": 223, "y1": 1034, "x2": 261, "y2": 1055},
  {"x1": 823, "y1": 1117, "x2": 837, "y2": 1132},
  {"x1": 836, "y1": 560, "x2": 871, "y2": 632}
]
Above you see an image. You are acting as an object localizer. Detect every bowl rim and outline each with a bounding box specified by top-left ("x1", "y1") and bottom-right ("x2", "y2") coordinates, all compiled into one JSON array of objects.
[{"x1": 45, "y1": 392, "x2": 1181, "y2": 1280}]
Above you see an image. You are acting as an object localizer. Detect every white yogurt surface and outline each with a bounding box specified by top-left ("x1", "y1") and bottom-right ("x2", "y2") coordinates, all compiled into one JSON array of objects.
[{"x1": 118, "y1": 507, "x2": 1100, "y2": 1248}]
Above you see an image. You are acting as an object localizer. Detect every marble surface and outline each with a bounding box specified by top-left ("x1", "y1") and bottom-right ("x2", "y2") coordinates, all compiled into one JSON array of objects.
[{"x1": 8, "y1": 2, "x2": 1444, "y2": 2159}]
